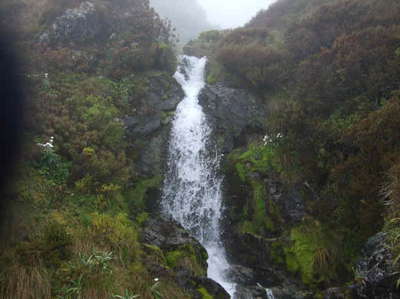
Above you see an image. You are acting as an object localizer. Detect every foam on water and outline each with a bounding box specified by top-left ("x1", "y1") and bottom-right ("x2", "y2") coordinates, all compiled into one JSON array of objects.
[{"x1": 162, "y1": 55, "x2": 236, "y2": 296}]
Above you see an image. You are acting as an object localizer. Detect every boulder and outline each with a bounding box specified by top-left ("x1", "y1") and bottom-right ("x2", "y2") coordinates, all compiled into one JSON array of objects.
[
  {"x1": 141, "y1": 216, "x2": 229, "y2": 298},
  {"x1": 193, "y1": 277, "x2": 230, "y2": 299}
]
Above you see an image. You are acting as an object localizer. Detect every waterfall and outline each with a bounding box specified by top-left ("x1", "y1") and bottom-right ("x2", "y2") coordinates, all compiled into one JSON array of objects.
[
  {"x1": 266, "y1": 288, "x2": 275, "y2": 299},
  {"x1": 162, "y1": 55, "x2": 236, "y2": 296}
]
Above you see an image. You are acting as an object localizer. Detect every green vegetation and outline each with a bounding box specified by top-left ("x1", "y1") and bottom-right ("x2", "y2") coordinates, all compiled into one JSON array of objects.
[
  {"x1": 165, "y1": 244, "x2": 207, "y2": 277},
  {"x1": 194, "y1": 0, "x2": 400, "y2": 292},
  {"x1": 0, "y1": 0, "x2": 199, "y2": 298},
  {"x1": 197, "y1": 287, "x2": 213, "y2": 299},
  {"x1": 227, "y1": 143, "x2": 283, "y2": 236},
  {"x1": 3, "y1": 0, "x2": 400, "y2": 296}
]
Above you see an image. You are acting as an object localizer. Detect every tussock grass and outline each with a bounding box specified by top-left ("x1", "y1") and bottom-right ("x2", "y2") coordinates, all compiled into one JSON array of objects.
[{"x1": 1, "y1": 263, "x2": 51, "y2": 299}]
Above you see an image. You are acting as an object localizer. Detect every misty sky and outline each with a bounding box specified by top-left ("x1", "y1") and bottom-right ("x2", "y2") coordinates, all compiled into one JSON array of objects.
[{"x1": 198, "y1": 0, "x2": 277, "y2": 29}]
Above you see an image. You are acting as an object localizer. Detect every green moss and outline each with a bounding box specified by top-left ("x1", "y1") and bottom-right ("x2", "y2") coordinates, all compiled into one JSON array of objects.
[
  {"x1": 283, "y1": 223, "x2": 339, "y2": 286},
  {"x1": 251, "y1": 181, "x2": 268, "y2": 231},
  {"x1": 197, "y1": 287, "x2": 213, "y2": 299},
  {"x1": 165, "y1": 250, "x2": 182, "y2": 267},
  {"x1": 285, "y1": 227, "x2": 317, "y2": 284},
  {"x1": 227, "y1": 144, "x2": 285, "y2": 235},
  {"x1": 206, "y1": 74, "x2": 217, "y2": 85},
  {"x1": 165, "y1": 245, "x2": 206, "y2": 276},
  {"x1": 136, "y1": 212, "x2": 149, "y2": 225},
  {"x1": 271, "y1": 241, "x2": 285, "y2": 264},
  {"x1": 127, "y1": 176, "x2": 162, "y2": 214},
  {"x1": 235, "y1": 162, "x2": 247, "y2": 182},
  {"x1": 239, "y1": 221, "x2": 258, "y2": 235}
]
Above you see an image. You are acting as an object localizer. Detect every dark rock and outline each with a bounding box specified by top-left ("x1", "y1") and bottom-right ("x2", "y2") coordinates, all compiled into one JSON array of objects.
[
  {"x1": 41, "y1": 2, "x2": 110, "y2": 46},
  {"x1": 235, "y1": 283, "x2": 313, "y2": 299},
  {"x1": 266, "y1": 180, "x2": 306, "y2": 225},
  {"x1": 124, "y1": 74, "x2": 184, "y2": 177},
  {"x1": 146, "y1": 75, "x2": 184, "y2": 111},
  {"x1": 147, "y1": 91, "x2": 181, "y2": 111},
  {"x1": 193, "y1": 277, "x2": 230, "y2": 299},
  {"x1": 123, "y1": 116, "x2": 140, "y2": 127},
  {"x1": 127, "y1": 115, "x2": 161, "y2": 135},
  {"x1": 141, "y1": 217, "x2": 229, "y2": 298},
  {"x1": 199, "y1": 83, "x2": 267, "y2": 153},
  {"x1": 225, "y1": 232, "x2": 273, "y2": 277},
  {"x1": 137, "y1": 131, "x2": 169, "y2": 176},
  {"x1": 141, "y1": 216, "x2": 204, "y2": 251},
  {"x1": 228, "y1": 264, "x2": 257, "y2": 285},
  {"x1": 144, "y1": 186, "x2": 162, "y2": 214},
  {"x1": 325, "y1": 232, "x2": 400, "y2": 299},
  {"x1": 234, "y1": 284, "x2": 267, "y2": 299},
  {"x1": 353, "y1": 232, "x2": 400, "y2": 298},
  {"x1": 270, "y1": 286, "x2": 313, "y2": 299},
  {"x1": 324, "y1": 287, "x2": 348, "y2": 299}
]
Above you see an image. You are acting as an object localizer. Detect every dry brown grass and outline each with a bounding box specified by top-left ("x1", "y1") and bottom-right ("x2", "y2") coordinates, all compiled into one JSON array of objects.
[{"x1": 1, "y1": 263, "x2": 51, "y2": 299}]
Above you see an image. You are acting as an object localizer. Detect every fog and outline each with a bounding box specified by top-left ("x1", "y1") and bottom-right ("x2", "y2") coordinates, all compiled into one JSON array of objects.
[
  {"x1": 150, "y1": 0, "x2": 277, "y2": 44},
  {"x1": 150, "y1": 0, "x2": 213, "y2": 44},
  {"x1": 198, "y1": 0, "x2": 277, "y2": 28}
]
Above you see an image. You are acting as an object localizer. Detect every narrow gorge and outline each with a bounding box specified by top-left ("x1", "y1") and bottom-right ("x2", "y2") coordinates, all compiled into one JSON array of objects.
[{"x1": 162, "y1": 56, "x2": 236, "y2": 296}]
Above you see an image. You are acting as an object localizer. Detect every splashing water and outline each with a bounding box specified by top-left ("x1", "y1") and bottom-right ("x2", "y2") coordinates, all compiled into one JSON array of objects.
[
  {"x1": 266, "y1": 288, "x2": 276, "y2": 299},
  {"x1": 162, "y1": 55, "x2": 236, "y2": 296}
]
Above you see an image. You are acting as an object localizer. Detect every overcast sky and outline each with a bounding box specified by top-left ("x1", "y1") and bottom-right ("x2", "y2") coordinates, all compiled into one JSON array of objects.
[{"x1": 198, "y1": 0, "x2": 277, "y2": 29}]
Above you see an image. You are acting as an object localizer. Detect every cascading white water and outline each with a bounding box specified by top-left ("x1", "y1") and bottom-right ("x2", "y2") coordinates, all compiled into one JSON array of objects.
[{"x1": 162, "y1": 55, "x2": 236, "y2": 296}]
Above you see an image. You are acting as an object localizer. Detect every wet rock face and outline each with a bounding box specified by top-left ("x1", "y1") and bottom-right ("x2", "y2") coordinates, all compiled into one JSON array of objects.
[
  {"x1": 266, "y1": 180, "x2": 307, "y2": 225},
  {"x1": 141, "y1": 216, "x2": 208, "y2": 277},
  {"x1": 142, "y1": 216, "x2": 204, "y2": 250},
  {"x1": 199, "y1": 83, "x2": 267, "y2": 153},
  {"x1": 192, "y1": 277, "x2": 230, "y2": 299},
  {"x1": 141, "y1": 216, "x2": 229, "y2": 299},
  {"x1": 234, "y1": 284, "x2": 268, "y2": 299},
  {"x1": 124, "y1": 75, "x2": 184, "y2": 177}
]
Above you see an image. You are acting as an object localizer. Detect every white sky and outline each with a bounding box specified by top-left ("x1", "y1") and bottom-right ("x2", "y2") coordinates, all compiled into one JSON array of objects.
[{"x1": 198, "y1": 0, "x2": 277, "y2": 29}]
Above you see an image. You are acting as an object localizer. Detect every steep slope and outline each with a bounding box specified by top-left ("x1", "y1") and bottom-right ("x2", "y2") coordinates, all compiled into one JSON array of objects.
[
  {"x1": 188, "y1": 0, "x2": 400, "y2": 297},
  {"x1": 0, "y1": 1, "x2": 225, "y2": 298}
]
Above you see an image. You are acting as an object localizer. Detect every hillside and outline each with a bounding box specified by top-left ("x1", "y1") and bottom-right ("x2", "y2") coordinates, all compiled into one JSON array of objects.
[
  {"x1": 0, "y1": 0, "x2": 225, "y2": 298},
  {"x1": 186, "y1": 0, "x2": 400, "y2": 297},
  {"x1": 2, "y1": 0, "x2": 400, "y2": 298}
]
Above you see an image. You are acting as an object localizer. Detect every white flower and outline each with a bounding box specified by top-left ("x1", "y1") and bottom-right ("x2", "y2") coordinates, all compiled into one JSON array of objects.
[
  {"x1": 154, "y1": 278, "x2": 159, "y2": 282},
  {"x1": 38, "y1": 136, "x2": 54, "y2": 150}
]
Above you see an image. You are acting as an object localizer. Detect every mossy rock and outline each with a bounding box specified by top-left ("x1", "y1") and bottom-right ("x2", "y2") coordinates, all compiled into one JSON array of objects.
[
  {"x1": 197, "y1": 287, "x2": 214, "y2": 299},
  {"x1": 283, "y1": 222, "x2": 341, "y2": 286},
  {"x1": 165, "y1": 244, "x2": 207, "y2": 277}
]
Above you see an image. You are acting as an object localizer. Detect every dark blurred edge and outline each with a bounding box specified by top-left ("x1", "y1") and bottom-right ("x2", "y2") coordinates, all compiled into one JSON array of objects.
[{"x1": 0, "y1": 24, "x2": 24, "y2": 230}]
